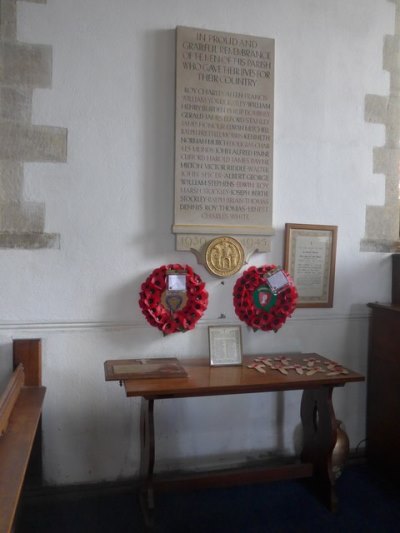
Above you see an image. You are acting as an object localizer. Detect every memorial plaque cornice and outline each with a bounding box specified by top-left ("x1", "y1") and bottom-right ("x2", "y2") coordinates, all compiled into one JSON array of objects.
[{"x1": 173, "y1": 224, "x2": 274, "y2": 236}]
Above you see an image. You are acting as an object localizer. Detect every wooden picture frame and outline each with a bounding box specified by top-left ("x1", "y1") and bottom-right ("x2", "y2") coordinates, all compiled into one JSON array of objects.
[
  {"x1": 209, "y1": 326, "x2": 242, "y2": 366},
  {"x1": 284, "y1": 223, "x2": 338, "y2": 308}
]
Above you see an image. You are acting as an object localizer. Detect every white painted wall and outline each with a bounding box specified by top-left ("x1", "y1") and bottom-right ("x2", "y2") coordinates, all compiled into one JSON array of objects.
[{"x1": 0, "y1": 0, "x2": 394, "y2": 485}]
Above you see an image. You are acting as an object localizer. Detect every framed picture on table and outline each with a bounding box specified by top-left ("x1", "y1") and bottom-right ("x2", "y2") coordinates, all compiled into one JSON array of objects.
[
  {"x1": 284, "y1": 223, "x2": 337, "y2": 308},
  {"x1": 209, "y1": 326, "x2": 242, "y2": 366}
]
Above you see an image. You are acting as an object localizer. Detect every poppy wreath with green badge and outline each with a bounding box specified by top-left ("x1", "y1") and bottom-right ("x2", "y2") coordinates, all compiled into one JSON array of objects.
[
  {"x1": 139, "y1": 264, "x2": 208, "y2": 335},
  {"x1": 233, "y1": 265, "x2": 298, "y2": 332}
]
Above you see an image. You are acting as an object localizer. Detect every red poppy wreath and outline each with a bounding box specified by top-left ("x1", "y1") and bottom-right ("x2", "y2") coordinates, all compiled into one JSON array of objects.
[
  {"x1": 139, "y1": 264, "x2": 208, "y2": 335},
  {"x1": 233, "y1": 265, "x2": 298, "y2": 332}
]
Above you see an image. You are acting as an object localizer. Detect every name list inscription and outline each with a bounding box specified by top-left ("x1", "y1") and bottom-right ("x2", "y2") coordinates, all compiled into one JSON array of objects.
[{"x1": 173, "y1": 27, "x2": 274, "y2": 236}]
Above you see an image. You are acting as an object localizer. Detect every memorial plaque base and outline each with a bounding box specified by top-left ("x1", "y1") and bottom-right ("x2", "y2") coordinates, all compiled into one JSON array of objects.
[{"x1": 176, "y1": 234, "x2": 272, "y2": 276}]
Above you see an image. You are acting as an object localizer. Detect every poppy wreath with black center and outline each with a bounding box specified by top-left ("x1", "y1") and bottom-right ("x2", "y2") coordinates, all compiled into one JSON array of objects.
[
  {"x1": 233, "y1": 265, "x2": 298, "y2": 332},
  {"x1": 139, "y1": 264, "x2": 208, "y2": 335}
]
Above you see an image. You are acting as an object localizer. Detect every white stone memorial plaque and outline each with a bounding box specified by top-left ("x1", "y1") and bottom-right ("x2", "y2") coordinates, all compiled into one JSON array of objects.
[{"x1": 173, "y1": 26, "x2": 274, "y2": 240}]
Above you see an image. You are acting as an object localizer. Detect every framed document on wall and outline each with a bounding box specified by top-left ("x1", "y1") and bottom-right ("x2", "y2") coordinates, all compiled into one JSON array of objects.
[{"x1": 284, "y1": 223, "x2": 337, "y2": 308}]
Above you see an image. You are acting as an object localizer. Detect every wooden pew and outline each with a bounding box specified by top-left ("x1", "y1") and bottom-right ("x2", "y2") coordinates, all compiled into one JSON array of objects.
[{"x1": 0, "y1": 339, "x2": 46, "y2": 533}]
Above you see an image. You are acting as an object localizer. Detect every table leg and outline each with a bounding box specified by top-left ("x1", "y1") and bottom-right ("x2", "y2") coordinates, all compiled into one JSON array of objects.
[
  {"x1": 300, "y1": 387, "x2": 338, "y2": 511},
  {"x1": 139, "y1": 398, "x2": 155, "y2": 528}
]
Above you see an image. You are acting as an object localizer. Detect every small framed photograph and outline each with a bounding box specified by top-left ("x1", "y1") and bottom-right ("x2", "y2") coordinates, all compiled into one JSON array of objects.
[
  {"x1": 209, "y1": 326, "x2": 242, "y2": 366},
  {"x1": 265, "y1": 268, "x2": 290, "y2": 293},
  {"x1": 166, "y1": 270, "x2": 187, "y2": 291},
  {"x1": 284, "y1": 223, "x2": 338, "y2": 308},
  {"x1": 167, "y1": 274, "x2": 187, "y2": 291}
]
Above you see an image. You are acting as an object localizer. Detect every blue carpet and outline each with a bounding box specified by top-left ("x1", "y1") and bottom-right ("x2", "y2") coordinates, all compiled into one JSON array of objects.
[{"x1": 18, "y1": 464, "x2": 400, "y2": 533}]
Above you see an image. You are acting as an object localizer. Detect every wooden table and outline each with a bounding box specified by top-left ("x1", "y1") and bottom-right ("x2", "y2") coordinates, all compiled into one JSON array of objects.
[{"x1": 105, "y1": 353, "x2": 364, "y2": 527}]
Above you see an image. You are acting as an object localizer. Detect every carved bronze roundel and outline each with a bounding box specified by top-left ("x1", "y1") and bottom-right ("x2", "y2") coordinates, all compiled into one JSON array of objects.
[{"x1": 205, "y1": 236, "x2": 245, "y2": 277}]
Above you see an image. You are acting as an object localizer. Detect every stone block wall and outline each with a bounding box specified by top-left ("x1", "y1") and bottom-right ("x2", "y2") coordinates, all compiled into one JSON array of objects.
[
  {"x1": 362, "y1": 0, "x2": 400, "y2": 252},
  {"x1": 0, "y1": 0, "x2": 67, "y2": 249}
]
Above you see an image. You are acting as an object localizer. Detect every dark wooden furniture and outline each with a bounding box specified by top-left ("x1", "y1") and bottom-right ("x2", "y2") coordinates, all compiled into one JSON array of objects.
[
  {"x1": 0, "y1": 339, "x2": 46, "y2": 533},
  {"x1": 367, "y1": 303, "x2": 400, "y2": 477},
  {"x1": 106, "y1": 353, "x2": 363, "y2": 527}
]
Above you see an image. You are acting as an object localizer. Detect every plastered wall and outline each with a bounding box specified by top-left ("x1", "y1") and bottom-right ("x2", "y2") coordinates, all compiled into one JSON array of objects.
[{"x1": 0, "y1": 0, "x2": 395, "y2": 485}]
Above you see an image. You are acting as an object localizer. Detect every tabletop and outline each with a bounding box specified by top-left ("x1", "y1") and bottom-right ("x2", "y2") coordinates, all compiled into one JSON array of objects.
[{"x1": 105, "y1": 353, "x2": 364, "y2": 400}]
